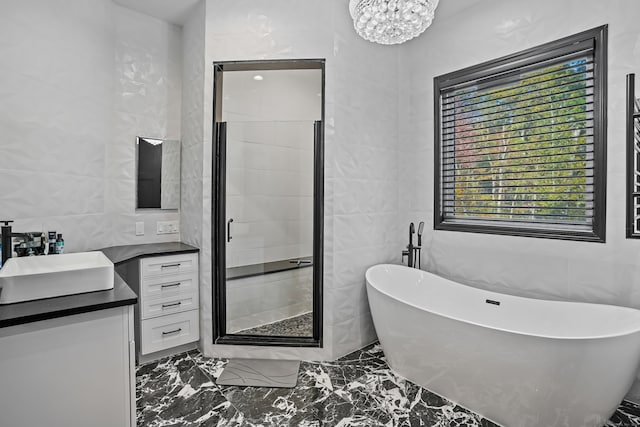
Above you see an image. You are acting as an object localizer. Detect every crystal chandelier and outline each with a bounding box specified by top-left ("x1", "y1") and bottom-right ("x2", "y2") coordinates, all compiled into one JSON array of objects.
[{"x1": 348, "y1": 0, "x2": 439, "y2": 45}]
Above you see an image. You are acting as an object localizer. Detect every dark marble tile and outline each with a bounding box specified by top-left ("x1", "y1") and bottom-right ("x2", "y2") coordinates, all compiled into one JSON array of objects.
[
  {"x1": 300, "y1": 361, "x2": 369, "y2": 391},
  {"x1": 136, "y1": 352, "x2": 238, "y2": 427},
  {"x1": 136, "y1": 344, "x2": 640, "y2": 427},
  {"x1": 607, "y1": 400, "x2": 640, "y2": 427},
  {"x1": 286, "y1": 392, "x2": 362, "y2": 426},
  {"x1": 309, "y1": 343, "x2": 389, "y2": 390},
  {"x1": 335, "y1": 366, "x2": 493, "y2": 427},
  {"x1": 214, "y1": 361, "x2": 340, "y2": 425},
  {"x1": 190, "y1": 351, "x2": 228, "y2": 380},
  {"x1": 336, "y1": 342, "x2": 386, "y2": 364}
]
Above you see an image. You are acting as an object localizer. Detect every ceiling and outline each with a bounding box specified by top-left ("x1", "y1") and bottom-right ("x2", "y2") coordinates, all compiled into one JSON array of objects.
[
  {"x1": 112, "y1": 0, "x2": 200, "y2": 25},
  {"x1": 435, "y1": 0, "x2": 483, "y2": 20},
  {"x1": 112, "y1": 0, "x2": 481, "y2": 28}
]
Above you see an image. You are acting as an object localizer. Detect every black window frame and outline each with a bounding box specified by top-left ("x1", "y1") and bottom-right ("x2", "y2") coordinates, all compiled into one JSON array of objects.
[
  {"x1": 434, "y1": 25, "x2": 607, "y2": 242},
  {"x1": 626, "y1": 73, "x2": 640, "y2": 239}
]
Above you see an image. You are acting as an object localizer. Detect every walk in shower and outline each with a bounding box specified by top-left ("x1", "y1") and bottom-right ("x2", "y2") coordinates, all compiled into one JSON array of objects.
[{"x1": 213, "y1": 60, "x2": 324, "y2": 346}]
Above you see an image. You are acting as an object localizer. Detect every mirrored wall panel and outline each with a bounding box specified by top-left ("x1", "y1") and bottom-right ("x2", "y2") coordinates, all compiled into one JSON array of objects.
[
  {"x1": 213, "y1": 60, "x2": 324, "y2": 346},
  {"x1": 136, "y1": 137, "x2": 181, "y2": 209}
]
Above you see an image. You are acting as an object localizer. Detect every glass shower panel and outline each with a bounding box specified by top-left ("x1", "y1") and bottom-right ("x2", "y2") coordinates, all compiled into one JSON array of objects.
[{"x1": 225, "y1": 120, "x2": 315, "y2": 337}]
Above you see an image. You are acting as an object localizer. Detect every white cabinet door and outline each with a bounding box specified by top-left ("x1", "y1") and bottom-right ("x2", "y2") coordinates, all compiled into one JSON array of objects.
[
  {"x1": 141, "y1": 309, "x2": 199, "y2": 354},
  {"x1": 0, "y1": 306, "x2": 135, "y2": 427}
]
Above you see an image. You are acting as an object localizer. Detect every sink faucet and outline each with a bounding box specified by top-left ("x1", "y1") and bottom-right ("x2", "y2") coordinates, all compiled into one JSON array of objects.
[
  {"x1": 1, "y1": 220, "x2": 14, "y2": 266},
  {"x1": 1, "y1": 221, "x2": 46, "y2": 266}
]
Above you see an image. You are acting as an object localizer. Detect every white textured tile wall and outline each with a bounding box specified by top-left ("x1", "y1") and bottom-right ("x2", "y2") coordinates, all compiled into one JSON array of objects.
[
  {"x1": 0, "y1": 0, "x2": 182, "y2": 251},
  {"x1": 0, "y1": 0, "x2": 113, "y2": 250},
  {"x1": 226, "y1": 268, "x2": 313, "y2": 333},
  {"x1": 180, "y1": 0, "x2": 207, "y2": 352},
  {"x1": 398, "y1": 0, "x2": 640, "y2": 400},
  {"x1": 109, "y1": 4, "x2": 182, "y2": 246}
]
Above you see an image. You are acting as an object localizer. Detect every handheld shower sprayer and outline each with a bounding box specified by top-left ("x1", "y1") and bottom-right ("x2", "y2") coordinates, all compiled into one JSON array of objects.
[
  {"x1": 415, "y1": 221, "x2": 425, "y2": 269},
  {"x1": 409, "y1": 222, "x2": 415, "y2": 247}
]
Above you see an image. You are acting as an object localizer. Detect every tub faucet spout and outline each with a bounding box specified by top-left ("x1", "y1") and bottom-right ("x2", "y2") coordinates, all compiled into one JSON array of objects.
[
  {"x1": 402, "y1": 222, "x2": 424, "y2": 269},
  {"x1": 402, "y1": 248, "x2": 410, "y2": 266}
]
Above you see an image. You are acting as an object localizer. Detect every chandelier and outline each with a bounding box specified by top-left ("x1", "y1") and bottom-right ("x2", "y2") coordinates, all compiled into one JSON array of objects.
[{"x1": 348, "y1": 0, "x2": 439, "y2": 45}]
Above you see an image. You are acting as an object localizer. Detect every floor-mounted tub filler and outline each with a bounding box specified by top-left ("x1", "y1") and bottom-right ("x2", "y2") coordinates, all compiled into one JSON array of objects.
[{"x1": 366, "y1": 264, "x2": 640, "y2": 427}]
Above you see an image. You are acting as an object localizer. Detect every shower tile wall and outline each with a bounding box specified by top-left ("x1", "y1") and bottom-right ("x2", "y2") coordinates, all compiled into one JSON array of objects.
[
  {"x1": 397, "y1": 0, "x2": 640, "y2": 400},
  {"x1": 0, "y1": 0, "x2": 183, "y2": 251},
  {"x1": 226, "y1": 268, "x2": 313, "y2": 333}
]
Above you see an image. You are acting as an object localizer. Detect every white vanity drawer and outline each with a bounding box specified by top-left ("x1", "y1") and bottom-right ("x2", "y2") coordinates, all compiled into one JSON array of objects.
[
  {"x1": 141, "y1": 272, "x2": 198, "y2": 300},
  {"x1": 141, "y1": 292, "x2": 199, "y2": 320},
  {"x1": 140, "y1": 253, "x2": 198, "y2": 278},
  {"x1": 141, "y1": 310, "x2": 199, "y2": 355}
]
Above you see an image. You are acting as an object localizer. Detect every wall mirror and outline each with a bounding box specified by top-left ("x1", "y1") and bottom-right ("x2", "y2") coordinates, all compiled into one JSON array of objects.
[
  {"x1": 213, "y1": 59, "x2": 325, "y2": 347},
  {"x1": 136, "y1": 137, "x2": 181, "y2": 210}
]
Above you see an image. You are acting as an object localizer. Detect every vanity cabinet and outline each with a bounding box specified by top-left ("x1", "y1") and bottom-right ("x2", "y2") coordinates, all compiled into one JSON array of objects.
[
  {"x1": 137, "y1": 252, "x2": 200, "y2": 358},
  {"x1": 99, "y1": 242, "x2": 200, "y2": 363},
  {"x1": 0, "y1": 306, "x2": 136, "y2": 427}
]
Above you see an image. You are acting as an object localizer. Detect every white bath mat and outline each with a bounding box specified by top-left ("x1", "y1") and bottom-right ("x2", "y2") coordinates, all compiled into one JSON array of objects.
[{"x1": 216, "y1": 358, "x2": 300, "y2": 388}]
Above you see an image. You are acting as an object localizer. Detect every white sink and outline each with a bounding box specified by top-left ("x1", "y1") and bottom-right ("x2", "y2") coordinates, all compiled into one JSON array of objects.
[{"x1": 0, "y1": 251, "x2": 114, "y2": 305}]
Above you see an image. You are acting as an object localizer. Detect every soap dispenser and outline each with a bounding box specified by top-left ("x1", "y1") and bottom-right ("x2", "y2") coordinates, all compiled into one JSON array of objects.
[
  {"x1": 56, "y1": 234, "x2": 64, "y2": 254},
  {"x1": 47, "y1": 231, "x2": 57, "y2": 254}
]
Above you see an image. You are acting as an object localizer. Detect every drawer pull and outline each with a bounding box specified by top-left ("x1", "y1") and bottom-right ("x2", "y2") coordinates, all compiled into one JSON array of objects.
[
  {"x1": 162, "y1": 328, "x2": 182, "y2": 336},
  {"x1": 162, "y1": 302, "x2": 182, "y2": 309},
  {"x1": 161, "y1": 263, "x2": 181, "y2": 269},
  {"x1": 161, "y1": 282, "x2": 181, "y2": 289}
]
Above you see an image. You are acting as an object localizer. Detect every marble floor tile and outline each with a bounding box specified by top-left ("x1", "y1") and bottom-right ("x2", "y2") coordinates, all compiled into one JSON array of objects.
[
  {"x1": 136, "y1": 352, "x2": 240, "y2": 427},
  {"x1": 336, "y1": 367, "x2": 494, "y2": 427},
  {"x1": 136, "y1": 343, "x2": 640, "y2": 427},
  {"x1": 214, "y1": 362, "x2": 341, "y2": 425},
  {"x1": 607, "y1": 400, "x2": 640, "y2": 427}
]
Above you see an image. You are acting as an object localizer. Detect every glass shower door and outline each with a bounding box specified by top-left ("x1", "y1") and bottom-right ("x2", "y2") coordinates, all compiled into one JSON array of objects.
[{"x1": 224, "y1": 120, "x2": 315, "y2": 337}]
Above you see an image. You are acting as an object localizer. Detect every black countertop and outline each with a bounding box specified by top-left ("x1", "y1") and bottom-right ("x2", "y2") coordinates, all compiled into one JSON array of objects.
[
  {"x1": 0, "y1": 272, "x2": 137, "y2": 328},
  {"x1": 100, "y1": 242, "x2": 199, "y2": 265},
  {"x1": 0, "y1": 242, "x2": 199, "y2": 329}
]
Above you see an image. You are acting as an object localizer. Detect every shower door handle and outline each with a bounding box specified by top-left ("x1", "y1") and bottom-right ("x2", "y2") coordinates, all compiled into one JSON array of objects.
[{"x1": 227, "y1": 218, "x2": 234, "y2": 242}]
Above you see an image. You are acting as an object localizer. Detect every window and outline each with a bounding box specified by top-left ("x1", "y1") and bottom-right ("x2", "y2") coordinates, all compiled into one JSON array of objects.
[
  {"x1": 627, "y1": 73, "x2": 640, "y2": 238},
  {"x1": 434, "y1": 26, "x2": 607, "y2": 242}
]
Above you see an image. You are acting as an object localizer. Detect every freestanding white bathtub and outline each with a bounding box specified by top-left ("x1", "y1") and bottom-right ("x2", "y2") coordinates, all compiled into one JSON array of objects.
[{"x1": 365, "y1": 264, "x2": 640, "y2": 427}]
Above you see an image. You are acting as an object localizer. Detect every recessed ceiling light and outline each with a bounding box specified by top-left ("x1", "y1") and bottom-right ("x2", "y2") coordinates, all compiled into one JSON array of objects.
[{"x1": 253, "y1": 75, "x2": 264, "y2": 81}]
